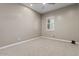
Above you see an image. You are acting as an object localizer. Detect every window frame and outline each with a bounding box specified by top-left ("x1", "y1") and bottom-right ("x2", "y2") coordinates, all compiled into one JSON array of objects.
[{"x1": 46, "y1": 16, "x2": 55, "y2": 31}]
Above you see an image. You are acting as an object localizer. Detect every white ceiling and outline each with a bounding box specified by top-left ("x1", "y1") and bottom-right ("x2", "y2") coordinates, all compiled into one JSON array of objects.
[{"x1": 23, "y1": 3, "x2": 73, "y2": 14}]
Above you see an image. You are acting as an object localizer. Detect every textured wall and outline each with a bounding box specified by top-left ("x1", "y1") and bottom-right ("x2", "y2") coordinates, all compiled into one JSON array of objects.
[
  {"x1": 42, "y1": 4, "x2": 79, "y2": 42},
  {"x1": 0, "y1": 4, "x2": 41, "y2": 47}
]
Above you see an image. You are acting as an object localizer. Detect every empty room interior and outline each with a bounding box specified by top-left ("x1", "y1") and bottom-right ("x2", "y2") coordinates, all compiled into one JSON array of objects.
[{"x1": 0, "y1": 3, "x2": 79, "y2": 56}]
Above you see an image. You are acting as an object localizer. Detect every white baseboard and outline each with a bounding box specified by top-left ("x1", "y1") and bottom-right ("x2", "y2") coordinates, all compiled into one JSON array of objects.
[
  {"x1": 0, "y1": 36, "x2": 41, "y2": 50},
  {"x1": 0, "y1": 36, "x2": 79, "y2": 50},
  {"x1": 41, "y1": 36, "x2": 79, "y2": 45}
]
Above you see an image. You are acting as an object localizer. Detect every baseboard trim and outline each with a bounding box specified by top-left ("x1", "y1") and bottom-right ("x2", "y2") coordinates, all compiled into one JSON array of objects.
[
  {"x1": 41, "y1": 36, "x2": 79, "y2": 45},
  {"x1": 0, "y1": 36, "x2": 79, "y2": 50},
  {"x1": 0, "y1": 36, "x2": 41, "y2": 50}
]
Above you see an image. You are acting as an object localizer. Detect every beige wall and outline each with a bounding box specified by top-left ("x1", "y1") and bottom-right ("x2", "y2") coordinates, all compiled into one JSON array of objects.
[
  {"x1": 42, "y1": 4, "x2": 79, "y2": 42},
  {"x1": 1, "y1": 3, "x2": 79, "y2": 47},
  {"x1": 0, "y1": 4, "x2": 41, "y2": 47}
]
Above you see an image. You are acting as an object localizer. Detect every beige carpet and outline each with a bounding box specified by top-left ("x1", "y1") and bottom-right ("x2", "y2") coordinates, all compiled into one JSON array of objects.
[{"x1": 0, "y1": 37, "x2": 79, "y2": 56}]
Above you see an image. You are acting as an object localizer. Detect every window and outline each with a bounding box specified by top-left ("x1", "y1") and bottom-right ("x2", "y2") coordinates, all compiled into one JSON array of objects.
[{"x1": 46, "y1": 16, "x2": 55, "y2": 31}]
